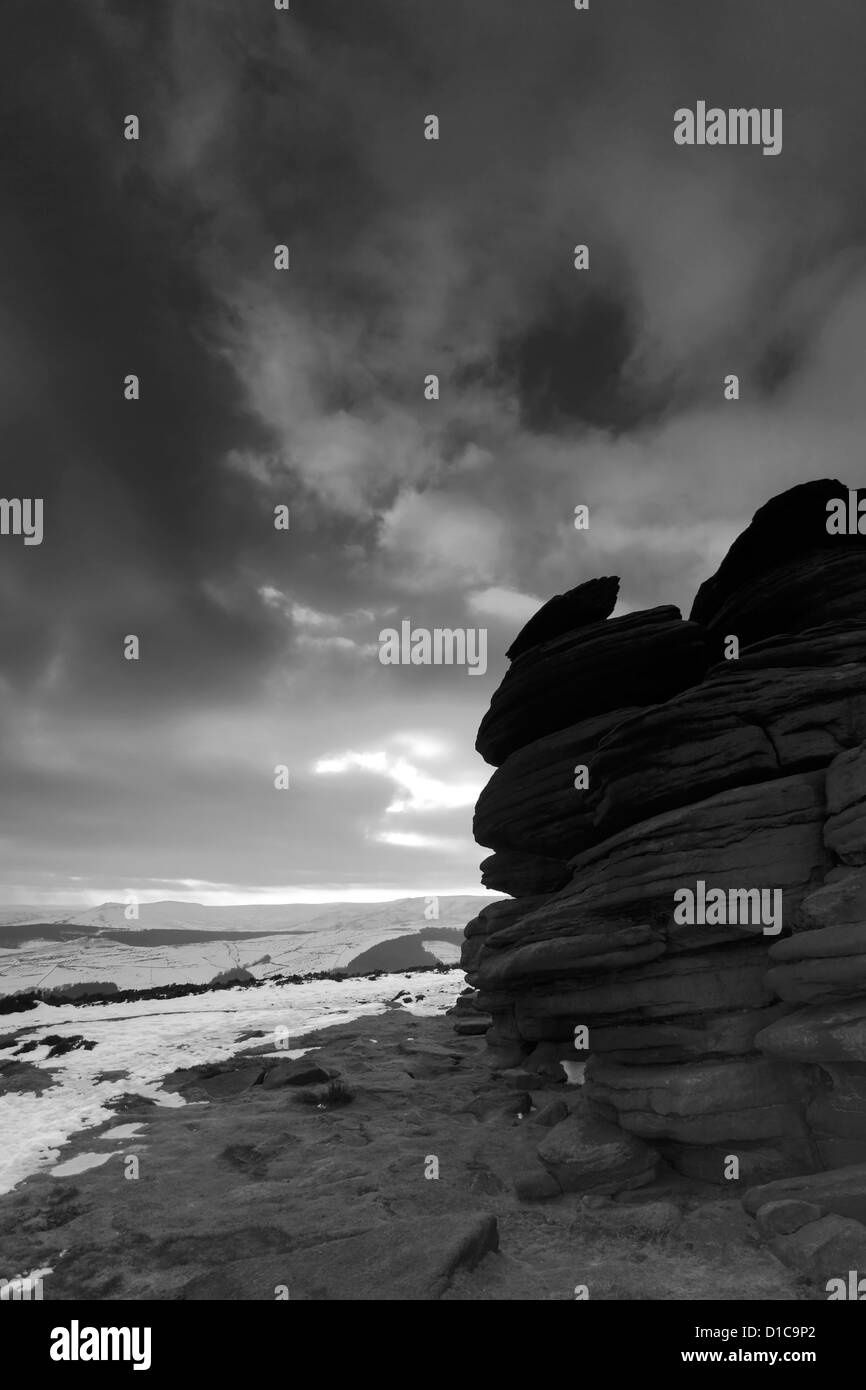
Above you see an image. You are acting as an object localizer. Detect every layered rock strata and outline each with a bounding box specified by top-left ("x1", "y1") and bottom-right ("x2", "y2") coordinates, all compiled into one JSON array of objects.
[{"x1": 463, "y1": 479, "x2": 866, "y2": 1189}]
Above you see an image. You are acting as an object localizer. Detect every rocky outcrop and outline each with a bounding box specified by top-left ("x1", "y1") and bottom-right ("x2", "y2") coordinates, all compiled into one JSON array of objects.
[
  {"x1": 474, "y1": 708, "x2": 640, "y2": 859},
  {"x1": 689, "y1": 479, "x2": 866, "y2": 654},
  {"x1": 476, "y1": 606, "x2": 710, "y2": 766},
  {"x1": 463, "y1": 480, "x2": 866, "y2": 1192}
]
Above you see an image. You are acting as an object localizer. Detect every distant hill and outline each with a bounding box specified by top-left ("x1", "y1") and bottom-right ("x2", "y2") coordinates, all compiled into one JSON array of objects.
[
  {"x1": 343, "y1": 928, "x2": 466, "y2": 975},
  {"x1": 0, "y1": 896, "x2": 496, "y2": 935},
  {"x1": 0, "y1": 896, "x2": 501, "y2": 996}
]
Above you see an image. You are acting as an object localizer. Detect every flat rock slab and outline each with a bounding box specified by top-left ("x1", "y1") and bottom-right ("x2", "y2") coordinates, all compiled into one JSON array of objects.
[
  {"x1": 797, "y1": 869, "x2": 866, "y2": 929},
  {"x1": 756, "y1": 1199, "x2": 823, "y2": 1237},
  {"x1": 587, "y1": 1055, "x2": 805, "y2": 1146},
  {"x1": 180, "y1": 1213, "x2": 499, "y2": 1300},
  {"x1": 194, "y1": 1065, "x2": 265, "y2": 1099},
  {"x1": 744, "y1": 1163, "x2": 866, "y2": 1224},
  {"x1": 261, "y1": 1060, "x2": 331, "y2": 1089},
  {"x1": 769, "y1": 1214, "x2": 866, "y2": 1283},
  {"x1": 480, "y1": 849, "x2": 571, "y2": 896},
  {"x1": 396, "y1": 1040, "x2": 464, "y2": 1060},
  {"x1": 756, "y1": 1000, "x2": 866, "y2": 1065},
  {"x1": 766, "y1": 946, "x2": 866, "y2": 1003}
]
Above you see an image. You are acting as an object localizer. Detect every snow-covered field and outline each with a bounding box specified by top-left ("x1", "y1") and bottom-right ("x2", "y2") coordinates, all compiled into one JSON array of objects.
[
  {"x1": 0, "y1": 895, "x2": 488, "y2": 994},
  {"x1": 0, "y1": 969, "x2": 466, "y2": 1195},
  {"x1": 0, "y1": 928, "x2": 462, "y2": 994}
]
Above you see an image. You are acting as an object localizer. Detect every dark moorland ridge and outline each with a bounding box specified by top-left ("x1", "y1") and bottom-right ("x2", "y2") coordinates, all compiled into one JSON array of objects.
[
  {"x1": 0, "y1": 924, "x2": 315, "y2": 950},
  {"x1": 0, "y1": 959, "x2": 456, "y2": 1015},
  {"x1": 461, "y1": 479, "x2": 866, "y2": 1280}
]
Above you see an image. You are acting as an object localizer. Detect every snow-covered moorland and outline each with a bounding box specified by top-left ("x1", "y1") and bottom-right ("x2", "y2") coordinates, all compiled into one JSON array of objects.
[{"x1": 0, "y1": 968, "x2": 466, "y2": 1194}]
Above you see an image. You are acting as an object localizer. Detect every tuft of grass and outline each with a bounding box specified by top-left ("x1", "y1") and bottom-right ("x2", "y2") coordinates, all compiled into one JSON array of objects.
[
  {"x1": 293, "y1": 1078, "x2": 355, "y2": 1109},
  {"x1": 322, "y1": 1078, "x2": 354, "y2": 1107}
]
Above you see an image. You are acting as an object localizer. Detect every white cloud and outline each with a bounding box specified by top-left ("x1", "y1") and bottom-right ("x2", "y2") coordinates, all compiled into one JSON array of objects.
[
  {"x1": 313, "y1": 747, "x2": 483, "y2": 814},
  {"x1": 375, "y1": 831, "x2": 466, "y2": 852},
  {"x1": 257, "y1": 589, "x2": 377, "y2": 654},
  {"x1": 467, "y1": 586, "x2": 541, "y2": 624},
  {"x1": 378, "y1": 490, "x2": 506, "y2": 592}
]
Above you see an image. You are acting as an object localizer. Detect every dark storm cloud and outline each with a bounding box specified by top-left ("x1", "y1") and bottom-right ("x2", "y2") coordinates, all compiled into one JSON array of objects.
[
  {"x1": 498, "y1": 295, "x2": 647, "y2": 433},
  {"x1": 3, "y1": 0, "x2": 866, "y2": 899},
  {"x1": 0, "y1": 2, "x2": 291, "y2": 706}
]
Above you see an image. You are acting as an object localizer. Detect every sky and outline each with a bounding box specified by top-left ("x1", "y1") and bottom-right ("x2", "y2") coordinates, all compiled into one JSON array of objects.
[{"x1": 2, "y1": 0, "x2": 866, "y2": 905}]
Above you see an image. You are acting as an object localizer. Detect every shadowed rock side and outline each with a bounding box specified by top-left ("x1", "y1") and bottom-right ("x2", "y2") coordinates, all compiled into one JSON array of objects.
[
  {"x1": 462, "y1": 480, "x2": 866, "y2": 1228},
  {"x1": 476, "y1": 606, "x2": 710, "y2": 767},
  {"x1": 690, "y1": 479, "x2": 866, "y2": 658}
]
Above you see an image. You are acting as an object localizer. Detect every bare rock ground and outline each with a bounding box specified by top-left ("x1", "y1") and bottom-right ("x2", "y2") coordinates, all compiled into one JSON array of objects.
[{"x1": 0, "y1": 1009, "x2": 814, "y2": 1300}]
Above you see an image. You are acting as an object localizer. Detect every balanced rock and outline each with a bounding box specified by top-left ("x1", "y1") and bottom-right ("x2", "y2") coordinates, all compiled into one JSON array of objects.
[{"x1": 506, "y1": 576, "x2": 620, "y2": 661}]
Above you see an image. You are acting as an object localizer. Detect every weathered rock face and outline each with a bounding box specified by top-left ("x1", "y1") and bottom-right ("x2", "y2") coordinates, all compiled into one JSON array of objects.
[
  {"x1": 476, "y1": 606, "x2": 710, "y2": 766},
  {"x1": 478, "y1": 849, "x2": 571, "y2": 896},
  {"x1": 474, "y1": 708, "x2": 640, "y2": 860},
  {"x1": 689, "y1": 479, "x2": 866, "y2": 653},
  {"x1": 463, "y1": 480, "x2": 866, "y2": 1188},
  {"x1": 825, "y1": 748, "x2": 866, "y2": 865}
]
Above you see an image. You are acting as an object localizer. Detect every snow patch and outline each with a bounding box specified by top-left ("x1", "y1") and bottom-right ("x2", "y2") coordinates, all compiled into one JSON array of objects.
[{"x1": 0, "y1": 970, "x2": 464, "y2": 1193}]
